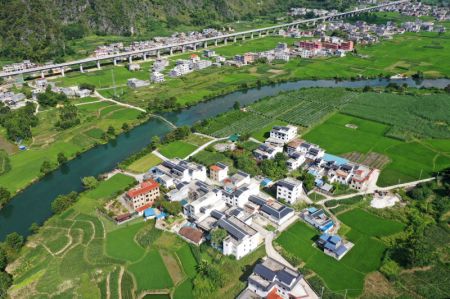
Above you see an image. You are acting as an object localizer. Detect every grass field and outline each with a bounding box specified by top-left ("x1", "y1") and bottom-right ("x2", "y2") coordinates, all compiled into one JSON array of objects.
[
  {"x1": 277, "y1": 209, "x2": 405, "y2": 297},
  {"x1": 303, "y1": 113, "x2": 450, "y2": 186},
  {"x1": 128, "y1": 249, "x2": 173, "y2": 291},
  {"x1": 0, "y1": 100, "x2": 144, "y2": 194},
  {"x1": 158, "y1": 140, "x2": 197, "y2": 159},
  {"x1": 126, "y1": 152, "x2": 163, "y2": 173}
]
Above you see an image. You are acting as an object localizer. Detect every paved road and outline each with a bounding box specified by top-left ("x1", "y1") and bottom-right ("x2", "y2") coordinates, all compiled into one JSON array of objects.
[
  {"x1": 316, "y1": 175, "x2": 436, "y2": 205},
  {"x1": 184, "y1": 136, "x2": 228, "y2": 159}
]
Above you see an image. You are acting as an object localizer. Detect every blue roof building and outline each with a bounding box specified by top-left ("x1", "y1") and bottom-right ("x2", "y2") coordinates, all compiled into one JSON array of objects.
[
  {"x1": 301, "y1": 208, "x2": 334, "y2": 233},
  {"x1": 143, "y1": 208, "x2": 156, "y2": 218},
  {"x1": 317, "y1": 233, "x2": 352, "y2": 260}
]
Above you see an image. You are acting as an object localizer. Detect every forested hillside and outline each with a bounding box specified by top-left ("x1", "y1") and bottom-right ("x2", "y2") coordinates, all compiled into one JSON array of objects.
[{"x1": 0, "y1": 0, "x2": 356, "y2": 62}]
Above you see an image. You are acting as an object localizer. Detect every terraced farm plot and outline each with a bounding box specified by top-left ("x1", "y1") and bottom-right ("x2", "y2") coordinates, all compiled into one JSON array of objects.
[
  {"x1": 126, "y1": 152, "x2": 163, "y2": 173},
  {"x1": 128, "y1": 249, "x2": 174, "y2": 291},
  {"x1": 106, "y1": 222, "x2": 146, "y2": 262}
]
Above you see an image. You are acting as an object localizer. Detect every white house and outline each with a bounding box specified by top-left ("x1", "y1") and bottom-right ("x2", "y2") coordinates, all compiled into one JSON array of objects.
[
  {"x1": 286, "y1": 152, "x2": 306, "y2": 171},
  {"x1": 241, "y1": 257, "x2": 318, "y2": 299},
  {"x1": 150, "y1": 71, "x2": 165, "y2": 83},
  {"x1": 209, "y1": 162, "x2": 228, "y2": 182},
  {"x1": 248, "y1": 195, "x2": 295, "y2": 225},
  {"x1": 128, "y1": 63, "x2": 141, "y2": 71},
  {"x1": 218, "y1": 216, "x2": 261, "y2": 260},
  {"x1": 222, "y1": 181, "x2": 259, "y2": 208},
  {"x1": 277, "y1": 178, "x2": 303, "y2": 204},
  {"x1": 127, "y1": 78, "x2": 150, "y2": 89},
  {"x1": 269, "y1": 125, "x2": 298, "y2": 144},
  {"x1": 184, "y1": 188, "x2": 224, "y2": 222},
  {"x1": 253, "y1": 144, "x2": 283, "y2": 160},
  {"x1": 151, "y1": 159, "x2": 207, "y2": 183}
]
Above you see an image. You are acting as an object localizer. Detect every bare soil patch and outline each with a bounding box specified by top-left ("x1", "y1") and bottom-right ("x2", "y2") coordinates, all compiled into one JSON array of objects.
[{"x1": 361, "y1": 272, "x2": 398, "y2": 299}]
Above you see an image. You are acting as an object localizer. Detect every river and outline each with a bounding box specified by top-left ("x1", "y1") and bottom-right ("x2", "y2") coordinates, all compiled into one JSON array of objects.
[{"x1": 0, "y1": 77, "x2": 449, "y2": 240}]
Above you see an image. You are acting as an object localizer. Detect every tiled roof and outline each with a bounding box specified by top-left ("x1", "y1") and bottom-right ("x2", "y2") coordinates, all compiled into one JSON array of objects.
[
  {"x1": 127, "y1": 179, "x2": 159, "y2": 198},
  {"x1": 179, "y1": 226, "x2": 204, "y2": 244}
]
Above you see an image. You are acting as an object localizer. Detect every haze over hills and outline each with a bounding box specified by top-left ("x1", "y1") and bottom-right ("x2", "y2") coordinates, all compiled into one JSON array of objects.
[{"x1": 0, "y1": 0, "x2": 357, "y2": 62}]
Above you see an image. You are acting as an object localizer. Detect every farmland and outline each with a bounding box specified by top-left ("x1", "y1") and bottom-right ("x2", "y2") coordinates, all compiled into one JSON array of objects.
[
  {"x1": 343, "y1": 92, "x2": 450, "y2": 140},
  {"x1": 196, "y1": 88, "x2": 356, "y2": 137},
  {"x1": 7, "y1": 173, "x2": 198, "y2": 298},
  {"x1": 276, "y1": 208, "x2": 405, "y2": 297},
  {"x1": 158, "y1": 140, "x2": 197, "y2": 159},
  {"x1": 303, "y1": 113, "x2": 450, "y2": 186}
]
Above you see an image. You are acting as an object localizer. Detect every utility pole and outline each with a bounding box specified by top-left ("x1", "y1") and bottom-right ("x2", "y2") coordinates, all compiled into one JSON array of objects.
[
  {"x1": 344, "y1": 289, "x2": 348, "y2": 299},
  {"x1": 320, "y1": 286, "x2": 324, "y2": 299},
  {"x1": 111, "y1": 69, "x2": 117, "y2": 98},
  {"x1": 419, "y1": 168, "x2": 423, "y2": 180}
]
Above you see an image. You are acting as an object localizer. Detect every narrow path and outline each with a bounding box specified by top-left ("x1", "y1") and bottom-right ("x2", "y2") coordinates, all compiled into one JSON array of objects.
[
  {"x1": 118, "y1": 266, "x2": 124, "y2": 299},
  {"x1": 152, "y1": 150, "x2": 169, "y2": 161},
  {"x1": 316, "y1": 176, "x2": 436, "y2": 205},
  {"x1": 106, "y1": 272, "x2": 111, "y2": 299},
  {"x1": 184, "y1": 136, "x2": 228, "y2": 159},
  {"x1": 75, "y1": 100, "x2": 104, "y2": 106},
  {"x1": 249, "y1": 137, "x2": 263, "y2": 144}
]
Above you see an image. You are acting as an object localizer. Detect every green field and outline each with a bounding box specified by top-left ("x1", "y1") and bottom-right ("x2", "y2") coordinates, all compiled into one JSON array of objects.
[
  {"x1": 303, "y1": 113, "x2": 450, "y2": 186},
  {"x1": 0, "y1": 101, "x2": 144, "y2": 194},
  {"x1": 276, "y1": 209, "x2": 405, "y2": 297},
  {"x1": 128, "y1": 249, "x2": 173, "y2": 291},
  {"x1": 126, "y1": 152, "x2": 163, "y2": 173},
  {"x1": 158, "y1": 140, "x2": 197, "y2": 159},
  {"x1": 106, "y1": 222, "x2": 147, "y2": 262}
]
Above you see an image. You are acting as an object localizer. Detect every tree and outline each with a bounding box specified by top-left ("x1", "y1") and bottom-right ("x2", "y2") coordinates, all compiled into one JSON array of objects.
[
  {"x1": 82, "y1": 176, "x2": 99, "y2": 189},
  {"x1": 57, "y1": 152, "x2": 67, "y2": 164},
  {"x1": 158, "y1": 200, "x2": 181, "y2": 215},
  {"x1": 151, "y1": 136, "x2": 161, "y2": 149},
  {"x1": 233, "y1": 101, "x2": 240, "y2": 110},
  {"x1": 303, "y1": 173, "x2": 316, "y2": 191},
  {"x1": 5, "y1": 232, "x2": 24, "y2": 251},
  {"x1": 0, "y1": 248, "x2": 6, "y2": 271},
  {"x1": 107, "y1": 126, "x2": 115, "y2": 135},
  {"x1": 0, "y1": 271, "x2": 12, "y2": 299},
  {"x1": 380, "y1": 259, "x2": 400, "y2": 281},
  {"x1": 55, "y1": 104, "x2": 80, "y2": 129},
  {"x1": 122, "y1": 122, "x2": 129, "y2": 131},
  {"x1": 445, "y1": 84, "x2": 450, "y2": 94},
  {"x1": 40, "y1": 160, "x2": 52, "y2": 174},
  {"x1": 51, "y1": 191, "x2": 79, "y2": 214},
  {"x1": 29, "y1": 222, "x2": 40, "y2": 234},
  {"x1": 78, "y1": 83, "x2": 95, "y2": 91},
  {"x1": 362, "y1": 85, "x2": 373, "y2": 92},
  {"x1": 0, "y1": 187, "x2": 11, "y2": 207},
  {"x1": 211, "y1": 228, "x2": 227, "y2": 246}
]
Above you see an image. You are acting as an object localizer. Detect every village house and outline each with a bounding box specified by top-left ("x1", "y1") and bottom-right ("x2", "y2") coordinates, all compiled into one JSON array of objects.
[
  {"x1": 277, "y1": 178, "x2": 303, "y2": 204},
  {"x1": 192, "y1": 59, "x2": 212, "y2": 70},
  {"x1": 127, "y1": 78, "x2": 150, "y2": 89},
  {"x1": 301, "y1": 207, "x2": 334, "y2": 233},
  {"x1": 128, "y1": 63, "x2": 141, "y2": 71},
  {"x1": 222, "y1": 182, "x2": 259, "y2": 208},
  {"x1": 217, "y1": 215, "x2": 261, "y2": 260},
  {"x1": 238, "y1": 257, "x2": 318, "y2": 299},
  {"x1": 268, "y1": 125, "x2": 298, "y2": 144},
  {"x1": 184, "y1": 185, "x2": 224, "y2": 222},
  {"x1": 209, "y1": 162, "x2": 229, "y2": 182},
  {"x1": 124, "y1": 179, "x2": 160, "y2": 211},
  {"x1": 286, "y1": 152, "x2": 306, "y2": 171},
  {"x1": 151, "y1": 159, "x2": 207, "y2": 184},
  {"x1": 349, "y1": 164, "x2": 374, "y2": 190},
  {"x1": 316, "y1": 233, "x2": 353, "y2": 260},
  {"x1": 150, "y1": 71, "x2": 165, "y2": 83},
  {"x1": 248, "y1": 195, "x2": 295, "y2": 225},
  {"x1": 253, "y1": 144, "x2": 283, "y2": 161}
]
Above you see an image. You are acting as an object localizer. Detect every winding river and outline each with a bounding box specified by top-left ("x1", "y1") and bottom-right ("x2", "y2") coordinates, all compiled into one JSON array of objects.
[{"x1": 0, "y1": 78, "x2": 449, "y2": 240}]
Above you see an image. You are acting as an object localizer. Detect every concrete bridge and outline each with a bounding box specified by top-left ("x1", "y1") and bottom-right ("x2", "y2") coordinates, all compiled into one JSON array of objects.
[{"x1": 0, "y1": 0, "x2": 408, "y2": 79}]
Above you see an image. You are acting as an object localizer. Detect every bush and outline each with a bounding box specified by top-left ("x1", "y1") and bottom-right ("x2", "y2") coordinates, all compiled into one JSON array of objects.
[{"x1": 51, "y1": 191, "x2": 79, "y2": 214}]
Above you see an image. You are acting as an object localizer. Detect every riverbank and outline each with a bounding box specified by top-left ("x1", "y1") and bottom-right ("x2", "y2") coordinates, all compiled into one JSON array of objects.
[
  {"x1": 50, "y1": 27, "x2": 450, "y2": 111},
  {"x1": 1, "y1": 78, "x2": 449, "y2": 239}
]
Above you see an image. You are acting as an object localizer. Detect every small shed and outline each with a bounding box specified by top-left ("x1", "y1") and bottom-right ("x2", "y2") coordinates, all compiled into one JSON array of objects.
[{"x1": 144, "y1": 208, "x2": 156, "y2": 219}]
